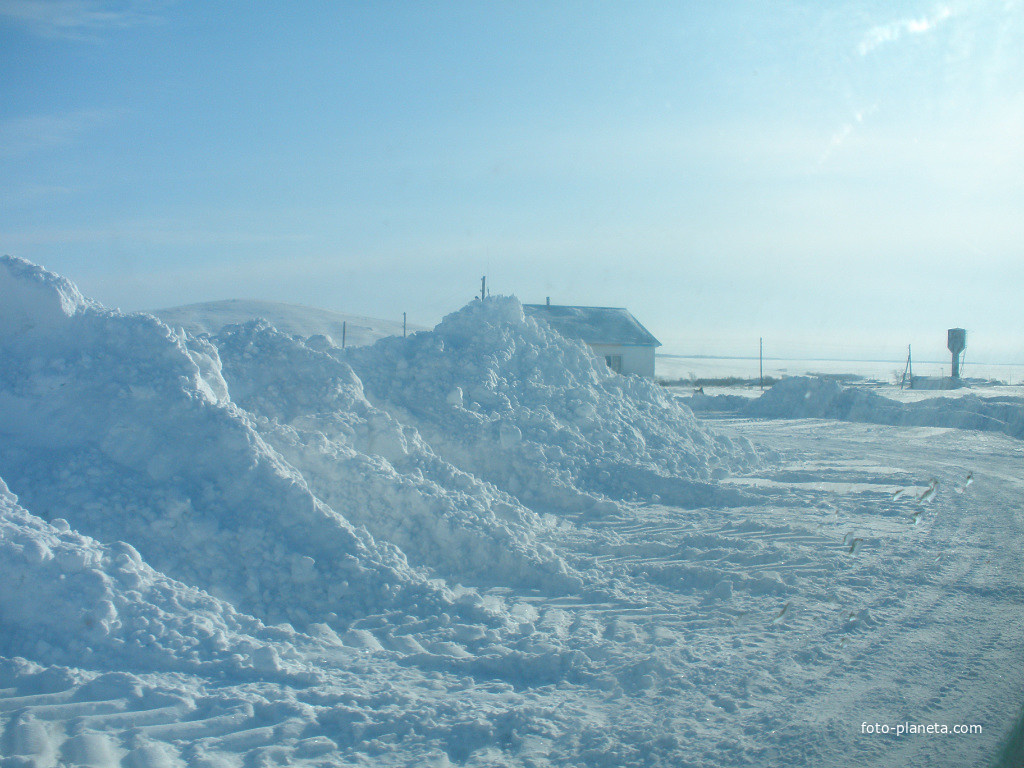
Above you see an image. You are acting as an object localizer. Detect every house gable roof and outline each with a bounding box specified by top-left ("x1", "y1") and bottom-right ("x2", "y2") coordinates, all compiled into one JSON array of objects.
[{"x1": 523, "y1": 304, "x2": 661, "y2": 347}]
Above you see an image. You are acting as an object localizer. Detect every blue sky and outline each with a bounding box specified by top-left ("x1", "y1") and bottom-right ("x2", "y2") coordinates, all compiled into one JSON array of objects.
[{"x1": 2, "y1": 1, "x2": 1021, "y2": 362}]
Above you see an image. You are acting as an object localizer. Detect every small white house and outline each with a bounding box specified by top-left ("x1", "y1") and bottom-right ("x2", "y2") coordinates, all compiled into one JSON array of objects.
[{"x1": 523, "y1": 303, "x2": 661, "y2": 378}]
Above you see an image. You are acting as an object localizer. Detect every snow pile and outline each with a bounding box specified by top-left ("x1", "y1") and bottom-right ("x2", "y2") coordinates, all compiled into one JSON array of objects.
[
  {"x1": 0, "y1": 479, "x2": 297, "y2": 676},
  {"x1": 690, "y1": 376, "x2": 1024, "y2": 440},
  {"x1": 214, "y1": 320, "x2": 580, "y2": 592},
  {"x1": 0, "y1": 255, "x2": 94, "y2": 334},
  {"x1": 746, "y1": 377, "x2": 891, "y2": 420},
  {"x1": 345, "y1": 297, "x2": 757, "y2": 512},
  {"x1": 0, "y1": 256, "x2": 473, "y2": 632}
]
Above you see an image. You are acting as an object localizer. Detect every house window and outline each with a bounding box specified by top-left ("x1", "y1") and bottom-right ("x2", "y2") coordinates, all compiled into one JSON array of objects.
[{"x1": 605, "y1": 354, "x2": 622, "y2": 373}]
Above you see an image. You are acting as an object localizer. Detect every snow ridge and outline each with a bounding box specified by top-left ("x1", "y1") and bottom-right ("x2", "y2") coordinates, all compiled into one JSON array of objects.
[
  {"x1": 690, "y1": 376, "x2": 1024, "y2": 441},
  {"x1": 214, "y1": 319, "x2": 581, "y2": 593},
  {"x1": 0, "y1": 256, "x2": 474, "y2": 635},
  {"x1": 344, "y1": 296, "x2": 758, "y2": 513}
]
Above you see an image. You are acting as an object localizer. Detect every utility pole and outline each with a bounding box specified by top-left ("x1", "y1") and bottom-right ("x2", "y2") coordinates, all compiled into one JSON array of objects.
[
  {"x1": 480, "y1": 276, "x2": 486, "y2": 302},
  {"x1": 403, "y1": 312, "x2": 407, "y2": 338},
  {"x1": 759, "y1": 337, "x2": 764, "y2": 391},
  {"x1": 901, "y1": 344, "x2": 912, "y2": 389}
]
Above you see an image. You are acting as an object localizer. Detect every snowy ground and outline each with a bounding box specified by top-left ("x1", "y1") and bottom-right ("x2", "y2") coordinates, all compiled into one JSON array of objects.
[{"x1": 2, "y1": 256, "x2": 1022, "y2": 767}]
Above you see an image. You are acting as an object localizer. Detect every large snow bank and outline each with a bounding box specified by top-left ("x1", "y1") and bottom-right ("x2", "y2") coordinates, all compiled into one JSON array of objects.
[
  {"x1": 689, "y1": 376, "x2": 1024, "y2": 440},
  {"x1": 0, "y1": 478, "x2": 296, "y2": 676},
  {"x1": 344, "y1": 297, "x2": 757, "y2": 512},
  {"x1": 0, "y1": 256, "x2": 474, "y2": 632},
  {"x1": 0, "y1": 256, "x2": 756, "y2": 686},
  {"x1": 214, "y1": 319, "x2": 580, "y2": 593}
]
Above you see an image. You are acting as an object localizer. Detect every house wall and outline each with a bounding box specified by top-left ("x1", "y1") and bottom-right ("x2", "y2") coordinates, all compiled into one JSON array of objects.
[{"x1": 587, "y1": 343, "x2": 656, "y2": 379}]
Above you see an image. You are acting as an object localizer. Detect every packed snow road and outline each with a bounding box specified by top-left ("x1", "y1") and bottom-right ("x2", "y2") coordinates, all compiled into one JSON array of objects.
[
  {"x1": 1, "y1": 256, "x2": 1022, "y2": 767},
  {"x1": 462, "y1": 416, "x2": 1024, "y2": 767}
]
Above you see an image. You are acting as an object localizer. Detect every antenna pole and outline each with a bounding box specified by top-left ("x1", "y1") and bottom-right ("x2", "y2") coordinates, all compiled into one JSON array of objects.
[
  {"x1": 480, "y1": 276, "x2": 486, "y2": 302},
  {"x1": 403, "y1": 312, "x2": 407, "y2": 338},
  {"x1": 759, "y1": 337, "x2": 763, "y2": 391},
  {"x1": 342, "y1": 321, "x2": 346, "y2": 349}
]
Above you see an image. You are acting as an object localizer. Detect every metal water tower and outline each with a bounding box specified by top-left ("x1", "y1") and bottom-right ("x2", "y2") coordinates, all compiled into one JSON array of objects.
[{"x1": 947, "y1": 328, "x2": 967, "y2": 378}]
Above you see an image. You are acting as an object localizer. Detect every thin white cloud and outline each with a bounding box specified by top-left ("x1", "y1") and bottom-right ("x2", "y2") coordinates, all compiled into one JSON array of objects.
[
  {"x1": 858, "y1": 5, "x2": 955, "y2": 55},
  {"x1": 0, "y1": 108, "x2": 124, "y2": 159},
  {"x1": 818, "y1": 106, "x2": 877, "y2": 167},
  {"x1": 0, "y1": 0, "x2": 164, "y2": 39}
]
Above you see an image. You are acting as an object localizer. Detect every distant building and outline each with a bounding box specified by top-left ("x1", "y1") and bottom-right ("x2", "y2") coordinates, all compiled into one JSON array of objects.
[{"x1": 523, "y1": 302, "x2": 661, "y2": 378}]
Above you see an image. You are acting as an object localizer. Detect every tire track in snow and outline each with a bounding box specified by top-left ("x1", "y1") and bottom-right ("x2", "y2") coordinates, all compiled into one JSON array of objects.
[{"x1": 713, "y1": 417, "x2": 1024, "y2": 767}]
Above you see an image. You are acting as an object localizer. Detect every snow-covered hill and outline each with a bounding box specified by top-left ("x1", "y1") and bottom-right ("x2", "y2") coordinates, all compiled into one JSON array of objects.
[
  {"x1": 152, "y1": 298, "x2": 424, "y2": 347},
  {"x1": 2, "y1": 255, "x2": 1022, "y2": 768}
]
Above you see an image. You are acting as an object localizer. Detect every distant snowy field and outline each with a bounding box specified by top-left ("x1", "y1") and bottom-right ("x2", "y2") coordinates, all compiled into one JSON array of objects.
[
  {"x1": 658, "y1": 354, "x2": 1024, "y2": 388},
  {"x1": 2, "y1": 256, "x2": 1023, "y2": 768}
]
